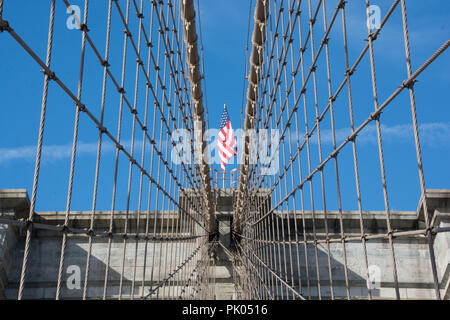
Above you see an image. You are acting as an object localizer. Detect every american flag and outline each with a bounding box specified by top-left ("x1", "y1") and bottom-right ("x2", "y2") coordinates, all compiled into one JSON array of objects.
[{"x1": 217, "y1": 104, "x2": 236, "y2": 172}]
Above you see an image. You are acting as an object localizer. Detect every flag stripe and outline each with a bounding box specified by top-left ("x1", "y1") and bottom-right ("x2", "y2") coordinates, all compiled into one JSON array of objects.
[
  {"x1": 217, "y1": 105, "x2": 236, "y2": 172},
  {"x1": 218, "y1": 141, "x2": 234, "y2": 156}
]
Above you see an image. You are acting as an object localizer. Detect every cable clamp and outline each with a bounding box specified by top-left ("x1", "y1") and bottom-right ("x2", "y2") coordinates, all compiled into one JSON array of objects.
[
  {"x1": 101, "y1": 59, "x2": 110, "y2": 67},
  {"x1": 24, "y1": 219, "x2": 34, "y2": 230},
  {"x1": 124, "y1": 29, "x2": 132, "y2": 37},
  {"x1": 402, "y1": 78, "x2": 417, "y2": 89},
  {"x1": 345, "y1": 68, "x2": 354, "y2": 76},
  {"x1": 97, "y1": 124, "x2": 107, "y2": 134},
  {"x1": 80, "y1": 23, "x2": 89, "y2": 32},
  {"x1": 366, "y1": 32, "x2": 378, "y2": 41},
  {"x1": 338, "y1": 1, "x2": 347, "y2": 9},
  {"x1": 77, "y1": 103, "x2": 86, "y2": 112},
  {"x1": 42, "y1": 69, "x2": 56, "y2": 80},
  {"x1": 60, "y1": 224, "x2": 69, "y2": 233},
  {"x1": 348, "y1": 132, "x2": 357, "y2": 142},
  {"x1": 370, "y1": 111, "x2": 381, "y2": 121},
  {"x1": 0, "y1": 19, "x2": 10, "y2": 32}
]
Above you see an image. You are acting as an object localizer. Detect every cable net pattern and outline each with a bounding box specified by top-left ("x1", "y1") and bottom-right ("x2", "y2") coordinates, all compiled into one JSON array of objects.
[
  {"x1": 234, "y1": 0, "x2": 449, "y2": 300},
  {"x1": 0, "y1": 0, "x2": 214, "y2": 300}
]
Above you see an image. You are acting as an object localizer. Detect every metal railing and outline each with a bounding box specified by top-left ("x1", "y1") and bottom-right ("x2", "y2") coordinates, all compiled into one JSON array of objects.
[{"x1": 211, "y1": 168, "x2": 240, "y2": 190}]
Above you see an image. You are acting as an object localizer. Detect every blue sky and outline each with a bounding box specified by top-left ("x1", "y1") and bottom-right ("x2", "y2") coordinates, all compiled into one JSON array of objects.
[{"x1": 0, "y1": 0, "x2": 449, "y2": 214}]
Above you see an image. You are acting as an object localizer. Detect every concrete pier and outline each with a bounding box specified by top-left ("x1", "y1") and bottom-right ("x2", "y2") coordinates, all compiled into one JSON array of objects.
[{"x1": 1, "y1": 189, "x2": 449, "y2": 299}]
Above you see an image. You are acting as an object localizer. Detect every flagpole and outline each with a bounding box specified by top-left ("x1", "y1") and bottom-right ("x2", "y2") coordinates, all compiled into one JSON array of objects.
[{"x1": 223, "y1": 102, "x2": 226, "y2": 189}]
